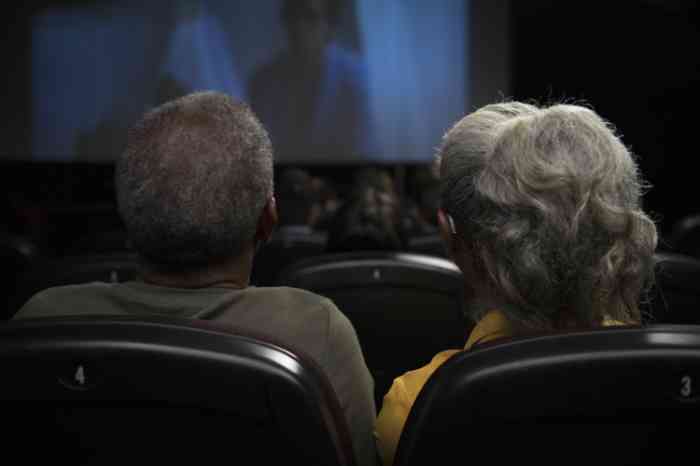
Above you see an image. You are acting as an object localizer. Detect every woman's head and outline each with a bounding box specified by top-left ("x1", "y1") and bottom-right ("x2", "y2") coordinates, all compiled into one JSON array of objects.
[{"x1": 437, "y1": 102, "x2": 657, "y2": 329}]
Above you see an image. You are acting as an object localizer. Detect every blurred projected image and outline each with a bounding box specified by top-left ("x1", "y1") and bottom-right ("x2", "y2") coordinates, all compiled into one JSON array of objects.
[
  {"x1": 249, "y1": 0, "x2": 374, "y2": 163},
  {"x1": 32, "y1": 0, "x2": 467, "y2": 164}
]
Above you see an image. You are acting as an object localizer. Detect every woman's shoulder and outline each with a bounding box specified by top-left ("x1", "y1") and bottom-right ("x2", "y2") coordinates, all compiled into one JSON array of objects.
[{"x1": 395, "y1": 349, "x2": 463, "y2": 400}]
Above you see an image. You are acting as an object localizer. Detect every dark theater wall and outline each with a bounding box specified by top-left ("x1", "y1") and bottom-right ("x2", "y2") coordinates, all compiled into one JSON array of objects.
[
  {"x1": 0, "y1": 6, "x2": 31, "y2": 161},
  {"x1": 510, "y1": 0, "x2": 700, "y2": 239},
  {"x1": 2, "y1": 1, "x2": 699, "y2": 242}
]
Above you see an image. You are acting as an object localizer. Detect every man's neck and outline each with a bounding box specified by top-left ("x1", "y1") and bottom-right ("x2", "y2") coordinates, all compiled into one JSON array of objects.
[{"x1": 140, "y1": 250, "x2": 253, "y2": 290}]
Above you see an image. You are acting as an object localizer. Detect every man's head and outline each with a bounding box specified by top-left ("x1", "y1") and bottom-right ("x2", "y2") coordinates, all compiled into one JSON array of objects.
[
  {"x1": 116, "y1": 91, "x2": 274, "y2": 276},
  {"x1": 436, "y1": 101, "x2": 658, "y2": 329}
]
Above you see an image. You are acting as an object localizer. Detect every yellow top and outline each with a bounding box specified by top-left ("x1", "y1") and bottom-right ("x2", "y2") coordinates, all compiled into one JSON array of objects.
[{"x1": 373, "y1": 310, "x2": 624, "y2": 466}]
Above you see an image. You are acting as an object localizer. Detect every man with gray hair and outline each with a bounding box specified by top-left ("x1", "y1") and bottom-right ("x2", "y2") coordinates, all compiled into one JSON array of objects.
[{"x1": 14, "y1": 91, "x2": 378, "y2": 466}]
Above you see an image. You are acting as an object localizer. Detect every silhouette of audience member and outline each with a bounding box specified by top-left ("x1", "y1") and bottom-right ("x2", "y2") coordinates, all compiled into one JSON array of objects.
[
  {"x1": 326, "y1": 183, "x2": 404, "y2": 254},
  {"x1": 374, "y1": 102, "x2": 658, "y2": 465},
  {"x1": 310, "y1": 175, "x2": 341, "y2": 231},
  {"x1": 276, "y1": 168, "x2": 323, "y2": 230},
  {"x1": 401, "y1": 166, "x2": 444, "y2": 256},
  {"x1": 250, "y1": 168, "x2": 327, "y2": 285},
  {"x1": 411, "y1": 165, "x2": 441, "y2": 233},
  {"x1": 15, "y1": 92, "x2": 378, "y2": 466},
  {"x1": 353, "y1": 168, "x2": 396, "y2": 198},
  {"x1": 345, "y1": 167, "x2": 423, "y2": 246},
  {"x1": 248, "y1": 0, "x2": 375, "y2": 162}
]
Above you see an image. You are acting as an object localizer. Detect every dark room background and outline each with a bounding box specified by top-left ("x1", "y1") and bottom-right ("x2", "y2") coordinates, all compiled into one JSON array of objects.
[{"x1": 1, "y1": 0, "x2": 699, "y2": 251}]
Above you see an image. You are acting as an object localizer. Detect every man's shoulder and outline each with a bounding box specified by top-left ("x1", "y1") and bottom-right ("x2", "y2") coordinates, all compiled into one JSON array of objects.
[
  {"x1": 12, "y1": 282, "x2": 119, "y2": 320},
  {"x1": 231, "y1": 286, "x2": 353, "y2": 336},
  {"x1": 244, "y1": 286, "x2": 336, "y2": 311},
  {"x1": 21, "y1": 282, "x2": 117, "y2": 304}
]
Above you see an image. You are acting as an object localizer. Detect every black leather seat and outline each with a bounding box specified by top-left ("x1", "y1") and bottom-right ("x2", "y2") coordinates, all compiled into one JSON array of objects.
[
  {"x1": 0, "y1": 316, "x2": 355, "y2": 466},
  {"x1": 668, "y1": 213, "x2": 700, "y2": 259},
  {"x1": 0, "y1": 232, "x2": 39, "y2": 319},
  {"x1": 65, "y1": 228, "x2": 131, "y2": 255},
  {"x1": 394, "y1": 325, "x2": 700, "y2": 466},
  {"x1": 405, "y1": 233, "x2": 447, "y2": 258},
  {"x1": 276, "y1": 252, "x2": 468, "y2": 407},
  {"x1": 643, "y1": 252, "x2": 700, "y2": 325},
  {"x1": 250, "y1": 228, "x2": 327, "y2": 286}
]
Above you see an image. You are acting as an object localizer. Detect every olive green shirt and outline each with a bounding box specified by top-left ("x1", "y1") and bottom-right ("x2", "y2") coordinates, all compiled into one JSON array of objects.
[{"x1": 15, "y1": 282, "x2": 378, "y2": 466}]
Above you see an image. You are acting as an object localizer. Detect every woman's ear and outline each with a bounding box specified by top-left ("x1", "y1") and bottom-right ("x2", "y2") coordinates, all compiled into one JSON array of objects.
[
  {"x1": 437, "y1": 207, "x2": 455, "y2": 236},
  {"x1": 438, "y1": 210, "x2": 483, "y2": 302},
  {"x1": 437, "y1": 208, "x2": 459, "y2": 259}
]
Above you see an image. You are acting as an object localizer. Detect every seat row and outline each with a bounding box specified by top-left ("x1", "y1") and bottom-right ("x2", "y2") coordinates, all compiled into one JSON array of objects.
[
  {"x1": 2, "y1": 315, "x2": 699, "y2": 465},
  {"x1": 5, "y1": 250, "x2": 700, "y2": 406}
]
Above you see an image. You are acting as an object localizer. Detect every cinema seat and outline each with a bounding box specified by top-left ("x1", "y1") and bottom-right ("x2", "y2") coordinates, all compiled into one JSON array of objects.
[
  {"x1": 9, "y1": 252, "x2": 140, "y2": 317},
  {"x1": 643, "y1": 252, "x2": 700, "y2": 325},
  {"x1": 394, "y1": 325, "x2": 700, "y2": 466},
  {"x1": 276, "y1": 252, "x2": 468, "y2": 407},
  {"x1": 0, "y1": 316, "x2": 355, "y2": 466},
  {"x1": 1, "y1": 232, "x2": 39, "y2": 319},
  {"x1": 405, "y1": 233, "x2": 447, "y2": 258},
  {"x1": 668, "y1": 213, "x2": 700, "y2": 260},
  {"x1": 250, "y1": 229, "x2": 327, "y2": 286}
]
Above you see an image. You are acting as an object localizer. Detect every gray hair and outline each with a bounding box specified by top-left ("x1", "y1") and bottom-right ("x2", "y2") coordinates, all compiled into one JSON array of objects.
[
  {"x1": 437, "y1": 102, "x2": 657, "y2": 329},
  {"x1": 116, "y1": 91, "x2": 274, "y2": 272}
]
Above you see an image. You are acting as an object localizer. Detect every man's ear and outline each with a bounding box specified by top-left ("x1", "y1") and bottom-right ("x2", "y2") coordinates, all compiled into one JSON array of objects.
[
  {"x1": 255, "y1": 196, "x2": 278, "y2": 245},
  {"x1": 437, "y1": 208, "x2": 459, "y2": 260}
]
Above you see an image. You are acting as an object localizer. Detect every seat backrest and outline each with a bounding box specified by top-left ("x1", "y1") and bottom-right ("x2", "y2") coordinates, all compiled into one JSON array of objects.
[
  {"x1": 0, "y1": 316, "x2": 355, "y2": 466},
  {"x1": 9, "y1": 252, "x2": 140, "y2": 318},
  {"x1": 395, "y1": 325, "x2": 700, "y2": 466},
  {"x1": 65, "y1": 228, "x2": 131, "y2": 255},
  {"x1": 643, "y1": 252, "x2": 700, "y2": 325},
  {"x1": 276, "y1": 252, "x2": 468, "y2": 406},
  {"x1": 669, "y1": 213, "x2": 700, "y2": 259},
  {"x1": 0, "y1": 232, "x2": 40, "y2": 319},
  {"x1": 405, "y1": 233, "x2": 447, "y2": 258},
  {"x1": 251, "y1": 229, "x2": 327, "y2": 286}
]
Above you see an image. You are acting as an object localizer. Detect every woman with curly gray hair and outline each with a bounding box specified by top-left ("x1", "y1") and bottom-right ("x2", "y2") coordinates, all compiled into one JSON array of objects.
[{"x1": 374, "y1": 101, "x2": 658, "y2": 466}]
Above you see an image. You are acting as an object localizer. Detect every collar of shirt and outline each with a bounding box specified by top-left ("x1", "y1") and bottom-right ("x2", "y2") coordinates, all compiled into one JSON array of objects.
[
  {"x1": 464, "y1": 310, "x2": 629, "y2": 351},
  {"x1": 463, "y1": 309, "x2": 514, "y2": 350}
]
